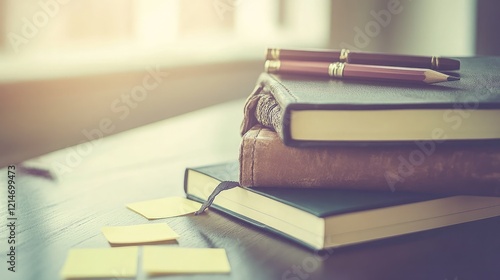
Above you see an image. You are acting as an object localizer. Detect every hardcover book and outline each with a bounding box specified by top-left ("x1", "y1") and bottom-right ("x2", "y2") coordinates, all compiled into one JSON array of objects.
[
  {"x1": 241, "y1": 56, "x2": 500, "y2": 146},
  {"x1": 185, "y1": 162, "x2": 500, "y2": 250},
  {"x1": 239, "y1": 125, "x2": 500, "y2": 195}
]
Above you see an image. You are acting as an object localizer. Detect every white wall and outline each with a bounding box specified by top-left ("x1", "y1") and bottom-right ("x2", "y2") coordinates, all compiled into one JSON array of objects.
[{"x1": 329, "y1": 0, "x2": 477, "y2": 56}]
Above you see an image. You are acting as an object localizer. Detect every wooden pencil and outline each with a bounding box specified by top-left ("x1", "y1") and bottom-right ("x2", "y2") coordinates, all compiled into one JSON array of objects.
[{"x1": 265, "y1": 60, "x2": 460, "y2": 84}]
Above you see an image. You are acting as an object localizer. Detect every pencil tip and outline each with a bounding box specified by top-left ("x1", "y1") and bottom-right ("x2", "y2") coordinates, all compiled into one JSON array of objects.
[{"x1": 447, "y1": 76, "x2": 460, "y2": 81}]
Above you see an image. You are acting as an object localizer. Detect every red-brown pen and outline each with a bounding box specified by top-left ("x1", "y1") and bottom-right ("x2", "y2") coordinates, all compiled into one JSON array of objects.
[
  {"x1": 266, "y1": 48, "x2": 460, "y2": 71},
  {"x1": 264, "y1": 60, "x2": 460, "y2": 84}
]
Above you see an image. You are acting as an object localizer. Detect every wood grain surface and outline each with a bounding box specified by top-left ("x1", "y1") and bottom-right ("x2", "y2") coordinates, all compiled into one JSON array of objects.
[{"x1": 1, "y1": 99, "x2": 499, "y2": 280}]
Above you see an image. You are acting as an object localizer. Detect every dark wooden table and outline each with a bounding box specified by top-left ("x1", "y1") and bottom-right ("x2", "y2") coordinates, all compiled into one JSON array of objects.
[{"x1": 1, "y1": 99, "x2": 500, "y2": 280}]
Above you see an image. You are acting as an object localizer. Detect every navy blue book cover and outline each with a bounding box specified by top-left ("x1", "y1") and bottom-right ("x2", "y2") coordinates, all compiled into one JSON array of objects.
[
  {"x1": 185, "y1": 162, "x2": 444, "y2": 218},
  {"x1": 243, "y1": 56, "x2": 500, "y2": 147}
]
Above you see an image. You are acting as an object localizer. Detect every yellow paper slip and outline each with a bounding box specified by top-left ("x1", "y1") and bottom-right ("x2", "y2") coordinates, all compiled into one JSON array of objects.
[
  {"x1": 143, "y1": 247, "x2": 231, "y2": 275},
  {"x1": 126, "y1": 196, "x2": 201, "y2": 219},
  {"x1": 60, "y1": 247, "x2": 138, "y2": 279},
  {"x1": 102, "y1": 223, "x2": 179, "y2": 245}
]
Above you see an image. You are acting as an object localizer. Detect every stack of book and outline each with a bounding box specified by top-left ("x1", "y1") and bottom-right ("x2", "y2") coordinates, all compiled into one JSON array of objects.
[{"x1": 185, "y1": 48, "x2": 500, "y2": 250}]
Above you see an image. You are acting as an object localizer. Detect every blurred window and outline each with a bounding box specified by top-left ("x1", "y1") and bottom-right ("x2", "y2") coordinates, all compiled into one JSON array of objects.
[{"x1": 0, "y1": 0, "x2": 330, "y2": 81}]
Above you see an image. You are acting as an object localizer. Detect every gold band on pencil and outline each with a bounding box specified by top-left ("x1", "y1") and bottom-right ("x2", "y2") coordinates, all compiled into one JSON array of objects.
[
  {"x1": 269, "y1": 48, "x2": 280, "y2": 60},
  {"x1": 265, "y1": 60, "x2": 281, "y2": 73},
  {"x1": 328, "y1": 62, "x2": 345, "y2": 78},
  {"x1": 431, "y1": 56, "x2": 440, "y2": 70},
  {"x1": 339, "y1": 49, "x2": 350, "y2": 62}
]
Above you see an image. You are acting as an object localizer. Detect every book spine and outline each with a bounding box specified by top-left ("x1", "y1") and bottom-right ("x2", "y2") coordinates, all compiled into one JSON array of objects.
[
  {"x1": 240, "y1": 126, "x2": 500, "y2": 196},
  {"x1": 241, "y1": 73, "x2": 288, "y2": 140}
]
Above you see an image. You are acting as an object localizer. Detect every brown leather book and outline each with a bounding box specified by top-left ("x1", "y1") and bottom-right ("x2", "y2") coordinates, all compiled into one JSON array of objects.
[{"x1": 239, "y1": 125, "x2": 500, "y2": 195}]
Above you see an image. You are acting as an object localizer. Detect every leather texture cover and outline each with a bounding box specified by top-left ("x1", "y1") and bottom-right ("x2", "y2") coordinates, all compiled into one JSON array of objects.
[
  {"x1": 239, "y1": 125, "x2": 500, "y2": 195},
  {"x1": 241, "y1": 56, "x2": 500, "y2": 146}
]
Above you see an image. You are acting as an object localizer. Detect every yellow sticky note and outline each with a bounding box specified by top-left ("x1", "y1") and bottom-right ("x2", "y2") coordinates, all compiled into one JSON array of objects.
[
  {"x1": 126, "y1": 196, "x2": 201, "y2": 219},
  {"x1": 60, "y1": 247, "x2": 138, "y2": 279},
  {"x1": 143, "y1": 247, "x2": 231, "y2": 275},
  {"x1": 101, "y1": 223, "x2": 179, "y2": 245}
]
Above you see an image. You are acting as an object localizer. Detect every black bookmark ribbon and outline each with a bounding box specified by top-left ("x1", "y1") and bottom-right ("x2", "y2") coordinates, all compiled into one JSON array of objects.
[{"x1": 194, "y1": 181, "x2": 239, "y2": 215}]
